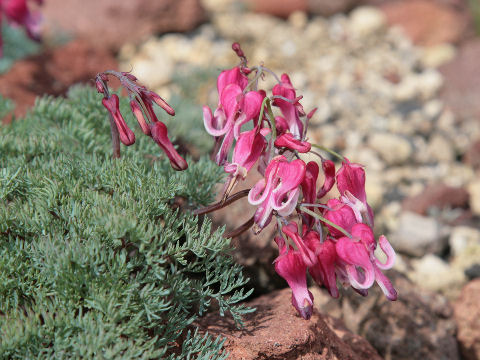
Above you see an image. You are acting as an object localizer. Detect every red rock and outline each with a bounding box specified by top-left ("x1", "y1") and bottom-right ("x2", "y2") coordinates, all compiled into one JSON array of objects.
[
  {"x1": 312, "y1": 271, "x2": 460, "y2": 360},
  {"x1": 248, "y1": 0, "x2": 308, "y2": 18},
  {"x1": 0, "y1": 39, "x2": 118, "y2": 123},
  {"x1": 439, "y1": 39, "x2": 480, "y2": 120},
  {"x1": 463, "y1": 139, "x2": 480, "y2": 170},
  {"x1": 454, "y1": 279, "x2": 480, "y2": 360},
  {"x1": 380, "y1": 0, "x2": 467, "y2": 46},
  {"x1": 197, "y1": 288, "x2": 382, "y2": 360},
  {"x1": 402, "y1": 183, "x2": 469, "y2": 215},
  {"x1": 307, "y1": 0, "x2": 360, "y2": 16},
  {"x1": 42, "y1": 0, "x2": 206, "y2": 50}
]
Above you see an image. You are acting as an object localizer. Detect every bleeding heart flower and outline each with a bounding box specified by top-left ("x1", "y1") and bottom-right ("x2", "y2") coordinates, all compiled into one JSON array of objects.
[
  {"x1": 274, "y1": 236, "x2": 314, "y2": 320},
  {"x1": 102, "y1": 95, "x2": 135, "y2": 146},
  {"x1": 323, "y1": 198, "x2": 357, "y2": 239},
  {"x1": 248, "y1": 156, "x2": 306, "y2": 232},
  {"x1": 274, "y1": 132, "x2": 311, "y2": 153},
  {"x1": 272, "y1": 74, "x2": 304, "y2": 139}
]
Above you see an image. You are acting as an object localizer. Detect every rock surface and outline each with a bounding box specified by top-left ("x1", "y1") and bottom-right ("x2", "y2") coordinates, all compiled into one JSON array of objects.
[
  {"x1": 197, "y1": 288, "x2": 382, "y2": 360},
  {"x1": 42, "y1": 0, "x2": 206, "y2": 50},
  {"x1": 0, "y1": 39, "x2": 118, "y2": 122},
  {"x1": 454, "y1": 279, "x2": 480, "y2": 360},
  {"x1": 312, "y1": 271, "x2": 460, "y2": 360},
  {"x1": 380, "y1": 0, "x2": 467, "y2": 46}
]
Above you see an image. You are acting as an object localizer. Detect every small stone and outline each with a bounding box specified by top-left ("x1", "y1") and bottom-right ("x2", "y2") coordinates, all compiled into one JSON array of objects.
[
  {"x1": 449, "y1": 226, "x2": 480, "y2": 258},
  {"x1": 409, "y1": 254, "x2": 466, "y2": 296},
  {"x1": 418, "y1": 70, "x2": 444, "y2": 100},
  {"x1": 426, "y1": 134, "x2": 455, "y2": 163},
  {"x1": 368, "y1": 132, "x2": 413, "y2": 165},
  {"x1": 349, "y1": 6, "x2": 386, "y2": 37},
  {"x1": 288, "y1": 10, "x2": 308, "y2": 29},
  {"x1": 465, "y1": 264, "x2": 480, "y2": 280},
  {"x1": 467, "y1": 180, "x2": 480, "y2": 216},
  {"x1": 421, "y1": 43, "x2": 457, "y2": 68},
  {"x1": 390, "y1": 211, "x2": 447, "y2": 257}
]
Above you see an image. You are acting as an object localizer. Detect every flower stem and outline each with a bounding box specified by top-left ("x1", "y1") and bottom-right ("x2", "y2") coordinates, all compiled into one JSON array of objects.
[
  {"x1": 299, "y1": 206, "x2": 352, "y2": 238},
  {"x1": 311, "y1": 144, "x2": 344, "y2": 161},
  {"x1": 108, "y1": 113, "x2": 121, "y2": 159}
]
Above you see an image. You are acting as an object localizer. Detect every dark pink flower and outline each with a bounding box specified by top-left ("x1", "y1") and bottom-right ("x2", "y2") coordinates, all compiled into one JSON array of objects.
[
  {"x1": 102, "y1": 95, "x2": 135, "y2": 146},
  {"x1": 224, "y1": 126, "x2": 266, "y2": 179},
  {"x1": 203, "y1": 84, "x2": 263, "y2": 165},
  {"x1": 150, "y1": 122, "x2": 188, "y2": 171},
  {"x1": 300, "y1": 161, "x2": 319, "y2": 228},
  {"x1": 316, "y1": 160, "x2": 335, "y2": 199},
  {"x1": 272, "y1": 74, "x2": 304, "y2": 139},
  {"x1": 305, "y1": 233, "x2": 339, "y2": 298},
  {"x1": 281, "y1": 222, "x2": 317, "y2": 267},
  {"x1": 336, "y1": 159, "x2": 374, "y2": 226},
  {"x1": 323, "y1": 198, "x2": 357, "y2": 239},
  {"x1": 274, "y1": 132, "x2": 311, "y2": 153},
  {"x1": 274, "y1": 236, "x2": 314, "y2": 320},
  {"x1": 248, "y1": 156, "x2": 306, "y2": 231},
  {"x1": 335, "y1": 223, "x2": 397, "y2": 300}
]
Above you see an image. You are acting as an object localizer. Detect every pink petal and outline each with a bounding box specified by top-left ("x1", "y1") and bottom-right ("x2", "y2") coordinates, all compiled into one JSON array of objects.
[
  {"x1": 102, "y1": 95, "x2": 135, "y2": 146},
  {"x1": 336, "y1": 237, "x2": 375, "y2": 289},
  {"x1": 317, "y1": 160, "x2": 335, "y2": 199},
  {"x1": 374, "y1": 235, "x2": 396, "y2": 270},
  {"x1": 150, "y1": 122, "x2": 188, "y2": 171},
  {"x1": 374, "y1": 265, "x2": 398, "y2": 301},
  {"x1": 274, "y1": 133, "x2": 311, "y2": 153}
]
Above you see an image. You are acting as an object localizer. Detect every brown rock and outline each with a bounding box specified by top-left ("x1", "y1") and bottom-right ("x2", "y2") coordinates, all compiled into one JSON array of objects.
[
  {"x1": 463, "y1": 139, "x2": 480, "y2": 170},
  {"x1": 247, "y1": 0, "x2": 308, "y2": 18},
  {"x1": 402, "y1": 183, "x2": 469, "y2": 215},
  {"x1": 42, "y1": 0, "x2": 206, "y2": 50},
  {"x1": 454, "y1": 279, "x2": 480, "y2": 360},
  {"x1": 312, "y1": 271, "x2": 460, "y2": 360},
  {"x1": 0, "y1": 39, "x2": 118, "y2": 122},
  {"x1": 307, "y1": 0, "x2": 360, "y2": 16},
  {"x1": 380, "y1": 0, "x2": 467, "y2": 46},
  {"x1": 439, "y1": 39, "x2": 480, "y2": 120},
  {"x1": 197, "y1": 288, "x2": 382, "y2": 360}
]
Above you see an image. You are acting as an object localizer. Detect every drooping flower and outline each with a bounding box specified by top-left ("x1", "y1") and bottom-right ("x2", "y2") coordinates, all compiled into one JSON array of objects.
[
  {"x1": 336, "y1": 159, "x2": 374, "y2": 226},
  {"x1": 323, "y1": 198, "x2": 357, "y2": 239},
  {"x1": 274, "y1": 236, "x2": 314, "y2": 320},
  {"x1": 272, "y1": 74, "x2": 304, "y2": 139},
  {"x1": 248, "y1": 156, "x2": 306, "y2": 232},
  {"x1": 335, "y1": 223, "x2": 397, "y2": 300},
  {"x1": 102, "y1": 94, "x2": 136, "y2": 146},
  {"x1": 0, "y1": 0, "x2": 43, "y2": 57},
  {"x1": 300, "y1": 161, "x2": 319, "y2": 228},
  {"x1": 274, "y1": 132, "x2": 311, "y2": 153},
  {"x1": 150, "y1": 122, "x2": 188, "y2": 171},
  {"x1": 222, "y1": 126, "x2": 267, "y2": 198},
  {"x1": 305, "y1": 233, "x2": 339, "y2": 298},
  {"x1": 203, "y1": 84, "x2": 264, "y2": 165}
]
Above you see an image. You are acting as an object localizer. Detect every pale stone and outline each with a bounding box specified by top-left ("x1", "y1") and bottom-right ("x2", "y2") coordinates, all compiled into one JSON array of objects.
[
  {"x1": 468, "y1": 180, "x2": 480, "y2": 216},
  {"x1": 368, "y1": 132, "x2": 413, "y2": 165},
  {"x1": 349, "y1": 6, "x2": 386, "y2": 37},
  {"x1": 421, "y1": 43, "x2": 456, "y2": 68}
]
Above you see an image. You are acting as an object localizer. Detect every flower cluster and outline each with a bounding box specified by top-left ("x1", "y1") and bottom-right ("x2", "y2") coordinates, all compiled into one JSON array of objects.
[
  {"x1": 0, "y1": 0, "x2": 43, "y2": 57},
  {"x1": 95, "y1": 70, "x2": 187, "y2": 170},
  {"x1": 201, "y1": 43, "x2": 397, "y2": 319}
]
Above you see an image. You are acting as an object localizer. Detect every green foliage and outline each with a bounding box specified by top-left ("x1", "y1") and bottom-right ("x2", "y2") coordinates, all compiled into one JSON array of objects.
[
  {"x1": 0, "y1": 86, "x2": 253, "y2": 359},
  {"x1": 0, "y1": 95, "x2": 14, "y2": 122},
  {"x1": 0, "y1": 24, "x2": 41, "y2": 74}
]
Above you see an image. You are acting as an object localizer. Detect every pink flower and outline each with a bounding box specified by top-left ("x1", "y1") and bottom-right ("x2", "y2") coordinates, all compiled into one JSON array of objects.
[
  {"x1": 281, "y1": 222, "x2": 317, "y2": 267},
  {"x1": 150, "y1": 122, "x2": 188, "y2": 171},
  {"x1": 316, "y1": 160, "x2": 335, "y2": 199},
  {"x1": 305, "y1": 233, "x2": 339, "y2": 298},
  {"x1": 248, "y1": 156, "x2": 306, "y2": 231},
  {"x1": 203, "y1": 84, "x2": 263, "y2": 165},
  {"x1": 272, "y1": 74, "x2": 304, "y2": 139},
  {"x1": 222, "y1": 126, "x2": 266, "y2": 198},
  {"x1": 335, "y1": 223, "x2": 397, "y2": 300},
  {"x1": 1, "y1": 0, "x2": 43, "y2": 57},
  {"x1": 102, "y1": 95, "x2": 136, "y2": 146},
  {"x1": 274, "y1": 236, "x2": 314, "y2": 320},
  {"x1": 224, "y1": 126, "x2": 266, "y2": 179},
  {"x1": 336, "y1": 159, "x2": 374, "y2": 226},
  {"x1": 274, "y1": 132, "x2": 311, "y2": 153},
  {"x1": 300, "y1": 161, "x2": 319, "y2": 228},
  {"x1": 323, "y1": 198, "x2": 357, "y2": 239}
]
